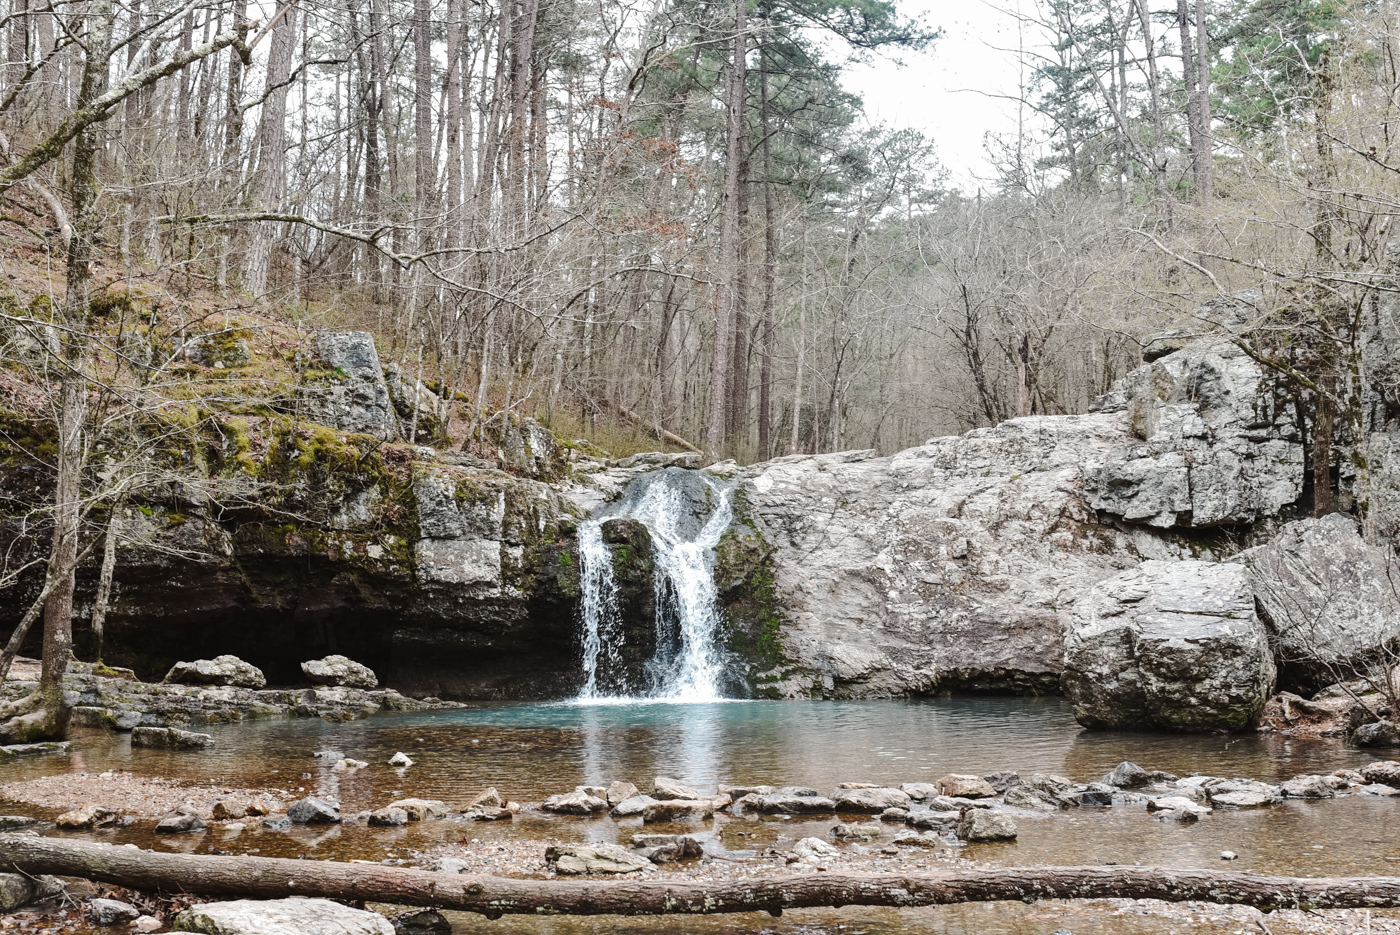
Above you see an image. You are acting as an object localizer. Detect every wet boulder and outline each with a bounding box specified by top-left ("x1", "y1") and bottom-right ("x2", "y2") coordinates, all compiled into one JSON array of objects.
[
  {"x1": 1206, "y1": 780, "x2": 1282, "y2": 808},
  {"x1": 164, "y1": 655, "x2": 266, "y2": 689},
  {"x1": 830, "y1": 787, "x2": 911, "y2": 812},
  {"x1": 1361, "y1": 761, "x2": 1400, "y2": 785},
  {"x1": 606, "y1": 781, "x2": 639, "y2": 805},
  {"x1": 793, "y1": 837, "x2": 839, "y2": 864},
  {"x1": 1356, "y1": 721, "x2": 1400, "y2": 747},
  {"x1": 1280, "y1": 775, "x2": 1336, "y2": 798},
  {"x1": 287, "y1": 796, "x2": 341, "y2": 824},
  {"x1": 388, "y1": 798, "x2": 447, "y2": 821},
  {"x1": 155, "y1": 803, "x2": 206, "y2": 834},
  {"x1": 1104, "y1": 761, "x2": 1151, "y2": 788},
  {"x1": 55, "y1": 804, "x2": 117, "y2": 829},
  {"x1": 545, "y1": 844, "x2": 650, "y2": 875},
  {"x1": 88, "y1": 898, "x2": 141, "y2": 925},
  {"x1": 899, "y1": 782, "x2": 939, "y2": 801},
  {"x1": 389, "y1": 909, "x2": 453, "y2": 935},
  {"x1": 173, "y1": 896, "x2": 394, "y2": 934},
  {"x1": 641, "y1": 800, "x2": 713, "y2": 823},
  {"x1": 650, "y1": 776, "x2": 702, "y2": 800},
  {"x1": 1062, "y1": 560, "x2": 1275, "y2": 731},
  {"x1": 542, "y1": 791, "x2": 608, "y2": 815},
  {"x1": 131, "y1": 726, "x2": 213, "y2": 749},
  {"x1": 955, "y1": 809, "x2": 1017, "y2": 842},
  {"x1": 983, "y1": 772, "x2": 1021, "y2": 793},
  {"x1": 751, "y1": 793, "x2": 836, "y2": 814},
  {"x1": 935, "y1": 774, "x2": 996, "y2": 798},
  {"x1": 609, "y1": 794, "x2": 657, "y2": 817},
  {"x1": 302, "y1": 655, "x2": 378, "y2": 690},
  {"x1": 1004, "y1": 786, "x2": 1061, "y2": 811},
  {"x1": 1234, "y1": 514, "x2": 1400, "y2": 694},
  {"x1": 368, "y1": 807, "x2": 410, "y2": 827}
]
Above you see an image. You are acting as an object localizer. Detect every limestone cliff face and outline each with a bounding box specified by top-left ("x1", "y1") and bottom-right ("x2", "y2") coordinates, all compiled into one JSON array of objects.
[{"x1": 725, "y1": 337, "x2": 1311, "y2": 700}]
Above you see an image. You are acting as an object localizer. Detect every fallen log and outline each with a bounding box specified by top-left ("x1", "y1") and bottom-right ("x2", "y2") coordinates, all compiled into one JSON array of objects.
[{"x1": 4, "y1": 835, "x2": 1400, "y2": 917}]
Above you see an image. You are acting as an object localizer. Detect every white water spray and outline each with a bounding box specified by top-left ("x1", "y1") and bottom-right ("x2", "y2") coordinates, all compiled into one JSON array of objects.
[{"x1": 575, "y1": 470, "x2": 735, "y2": 702}]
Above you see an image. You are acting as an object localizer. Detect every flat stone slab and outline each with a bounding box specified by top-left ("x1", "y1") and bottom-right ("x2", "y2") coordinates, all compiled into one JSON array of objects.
[
  {"x1": 172, "y1": 896, "x2": 394, "y2": 934},
  {"x1": 0, "y1": 742, "x2": 71, "y2": 758}
]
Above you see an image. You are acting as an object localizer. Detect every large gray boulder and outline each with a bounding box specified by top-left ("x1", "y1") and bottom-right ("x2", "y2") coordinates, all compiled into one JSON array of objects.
[
  {"x1": 164, "y1": 655, "x2": 265, "y2": 689},
  {"x1": 172, "y1": 897, "x2": 394, "y2": 934},
  {"x1": 302, "y1": 655, "x2": 378, "y2": 690},
  {"x1": 1084, "y1": 336, "x2": 1302, "y2": 528},
  {"x1": 300, "y1": 331, "x2": 399, "y2": 441},
  {"x1": 1062, "y1": 560, "x2": 1276, "y2": 731},
  {"x1": 1233, "y1": 514, "x2": 1400, "y2": 693}
]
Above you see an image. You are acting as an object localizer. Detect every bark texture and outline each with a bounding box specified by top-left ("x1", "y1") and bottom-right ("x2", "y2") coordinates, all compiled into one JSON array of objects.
[{"x1": 4, "y1": 836, "x2": 1400, "y2": 916}]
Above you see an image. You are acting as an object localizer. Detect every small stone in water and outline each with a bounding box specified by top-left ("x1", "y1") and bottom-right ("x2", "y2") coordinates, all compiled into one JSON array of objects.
[
  {"x1": 1220, "y1": 850, "x2": 1237, "y2": 860},
  {"x1": 390, "y1": 752, "x2": 414, "y2": 767}
]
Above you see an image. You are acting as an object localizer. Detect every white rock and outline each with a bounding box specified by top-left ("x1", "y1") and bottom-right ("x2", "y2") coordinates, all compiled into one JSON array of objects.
[{"x1": 173, "y1": 897, "x2": 394, "y2": 934}]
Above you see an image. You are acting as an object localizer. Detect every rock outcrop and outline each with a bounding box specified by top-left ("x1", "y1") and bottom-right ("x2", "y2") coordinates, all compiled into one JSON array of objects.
[
  {"x1": 301, "y1": 332, "x2": 400, "y2": 441},
  {"x1": 302, "y1": 655, "x2": 378, "y2": 690},
  {"x1": 1061, "y1": 560, "x2": 1275, "y2": 731},
  {"x1": 164, "y1": 655, "x2": 265, "y2": 689},
  {"x1": 1083, "y1": 338, "x2": 1301, "y2": 527},
  {"x1": 1233, "y1": 513, "x2": 1400, "y2": 694}
]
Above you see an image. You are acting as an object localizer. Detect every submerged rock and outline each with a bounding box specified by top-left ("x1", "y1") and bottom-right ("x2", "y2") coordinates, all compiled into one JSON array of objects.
[
  {"x1": 173, "y1": 896, "x2": 394, "y2": 934},
  {"x1": 388, "y1": 752, "x2": 413, "y2": 768},
  {"x1": 164, "y1": 655, "x2": 266, "y2": 689},
  {"x1": 1062, "y1": 560, "x2": 1275, "y2": 731}
]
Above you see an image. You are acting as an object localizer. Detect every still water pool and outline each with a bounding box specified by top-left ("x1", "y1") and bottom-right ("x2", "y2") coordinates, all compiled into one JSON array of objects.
[{"x1": 4, "y1": 697, "x2": 1398, "y2": 934}]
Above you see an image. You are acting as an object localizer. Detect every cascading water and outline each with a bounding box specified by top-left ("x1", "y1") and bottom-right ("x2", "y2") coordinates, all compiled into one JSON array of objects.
[
  {"x1": 575, "y1": 468, "x2": 735, "y2": 702},
  {"x1": 575, "y1": 520, "x2": 624, "y2": 700}
]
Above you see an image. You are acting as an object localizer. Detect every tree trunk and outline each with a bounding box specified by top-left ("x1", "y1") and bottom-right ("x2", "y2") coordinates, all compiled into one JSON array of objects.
[
  {"x1": 6, "y1": 838, "x2": 1400, "y2": 916},
  {"x1": 6, "y1": 0, "x2": 116, "y2": 743},
  {"x1": 1313, "y1": 385, "x2": 1334, "y2": 517},
  {"x1": 704, "y1": 0, "x2": 746, "y2": 457},
  {"x1": 1193, "y1": 0, "x2": 1212, "y2": 207},
  {"x1": 757, "y1": 36, "x2": 776, "y2": 460},
  {"x1": 1134, "y1": 0, "x2": 1169, "y2": 225},
  {"x1": 244, "y1": 2, "x2": 296, "y2": 294},
  {"x1": 1177, "y1": 0, "x2": 1203, "y2": 202},
  {"x1": 90, "y1": 506, "x2": 120, "y2": 663}
]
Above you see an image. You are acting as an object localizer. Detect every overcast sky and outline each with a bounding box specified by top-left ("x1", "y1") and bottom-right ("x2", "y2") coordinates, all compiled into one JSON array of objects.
[{"x1": 841, "y1": 0, "x2": 1028, "y2": 189}]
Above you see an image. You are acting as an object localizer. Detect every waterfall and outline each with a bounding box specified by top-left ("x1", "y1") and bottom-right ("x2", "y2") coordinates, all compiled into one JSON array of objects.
[
  {"x1": 575, "y1": 469, "x2": 735, "y2": 702},
  {"x1": 576, "y1": 520, "x2": 623, "y2": 700}
]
